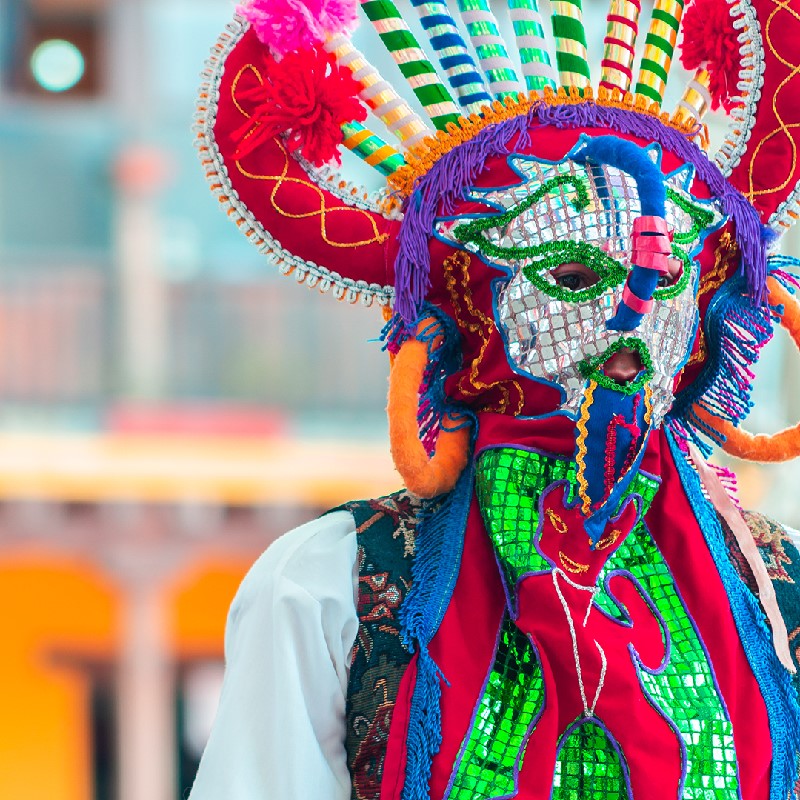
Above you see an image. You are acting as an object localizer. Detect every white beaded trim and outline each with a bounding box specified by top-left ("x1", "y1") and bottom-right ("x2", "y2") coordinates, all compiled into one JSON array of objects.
[
  {"x1": 193, "y1": 16, "x2": 395, "y2": 308},
  {"x1": 713, "y1": 0, "x2": 765, "y2": 177},
  {"x1": 769, "y1": 180, "x2": 800, "y2": 235}
]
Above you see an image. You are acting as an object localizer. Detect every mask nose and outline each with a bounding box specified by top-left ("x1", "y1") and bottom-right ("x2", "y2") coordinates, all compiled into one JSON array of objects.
[{"x1": 607, "y1": 215, "x2": 679, "y2": 332}]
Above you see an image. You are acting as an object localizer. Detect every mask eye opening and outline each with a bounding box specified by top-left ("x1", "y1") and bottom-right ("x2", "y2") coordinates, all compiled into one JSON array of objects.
[{"x1": 550, "y1": 262, "x2": 601, "y2": 291}]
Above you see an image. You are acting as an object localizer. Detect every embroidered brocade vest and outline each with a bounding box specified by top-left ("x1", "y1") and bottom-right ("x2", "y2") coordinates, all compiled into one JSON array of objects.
[
  {"x1": 342, "y1": 492, "x2": 421, "y2": 800},
  {"x1": 341, "y1": 475, "x2": 800, "y2": 800}
]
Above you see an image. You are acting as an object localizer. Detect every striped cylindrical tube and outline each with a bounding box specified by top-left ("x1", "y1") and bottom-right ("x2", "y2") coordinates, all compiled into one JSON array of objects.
[
  {"x1": 410, "y1": 0, "x2": 493, "y2": 113},
  {"x1": 633, "y1": 0, "x2": 685, "y2": 104},
  {"x1": 508, "y1": 0, "x2": 557, "y2": 91},
  {"x1": 326, "y1": 34, "x2": 432, "y2": 148},
  {"x1": 600, "y1": 0, "x2": 641, "y2": 93},
  {"x1": 457, "y1": 0, "x2": 525, "y2": 99},
  {"x1": 672, "y1": 67, "x2": 712, "y2": 126},
  {"x1": 341, "y1": 121, "x2": 407, "y2": 176},
  {"x1": 360, "y1": 0, "x2": 461, "y2": 130},
  {"x1": 550, "y1": 0, "x2": 592, "y2": 89}
]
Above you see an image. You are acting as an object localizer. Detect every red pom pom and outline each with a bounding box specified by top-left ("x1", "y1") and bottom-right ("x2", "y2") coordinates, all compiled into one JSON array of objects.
[
  {"x1": 679, "y1": 0, "x2": 742, "y2": 113},
  {"x1": 233, "y1": 46, "x2": 367, "y2": 167}
]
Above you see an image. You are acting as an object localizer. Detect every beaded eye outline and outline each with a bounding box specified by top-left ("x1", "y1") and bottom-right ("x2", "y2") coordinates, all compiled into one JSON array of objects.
[
  {"x1": 438, "y1": 143, "x2": 724, "y2": 308},
  {"x1": 520, "y1": 241, "x2": 627, "y2": 303}
]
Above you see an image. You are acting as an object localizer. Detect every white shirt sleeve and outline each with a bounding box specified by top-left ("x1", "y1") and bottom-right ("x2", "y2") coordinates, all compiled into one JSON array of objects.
[{"x1": 188, "y1": 510, "x2": 360, "y2": 800}]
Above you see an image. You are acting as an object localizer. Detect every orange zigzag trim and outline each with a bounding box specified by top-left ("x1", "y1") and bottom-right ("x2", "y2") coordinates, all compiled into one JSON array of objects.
[{"x1": 387, "y1": 86, "x2": 700, "y2": 197}]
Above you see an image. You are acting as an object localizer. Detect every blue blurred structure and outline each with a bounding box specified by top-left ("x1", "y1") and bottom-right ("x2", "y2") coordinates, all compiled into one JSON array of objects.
[{"x1": 0, "y1": 0, "x2": 390, "y2": 435}]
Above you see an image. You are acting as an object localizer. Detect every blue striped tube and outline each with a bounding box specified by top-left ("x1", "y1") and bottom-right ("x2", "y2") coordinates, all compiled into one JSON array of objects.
[{"x1": 410, "y1": 0, "x2": 493, "y2": 113}]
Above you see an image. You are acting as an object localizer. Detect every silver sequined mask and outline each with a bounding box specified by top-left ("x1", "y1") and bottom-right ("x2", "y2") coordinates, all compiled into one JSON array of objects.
[{"x1": 435, "y1": 139, "x2": 723, "y2": 426}]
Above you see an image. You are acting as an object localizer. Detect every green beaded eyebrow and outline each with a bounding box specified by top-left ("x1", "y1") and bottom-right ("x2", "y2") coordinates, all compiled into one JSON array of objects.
[
  {"x1": 666, "y1": 187, "x2": 716, "y2": 246},
  {"x1": 452, "y1": 173, "x2": 590, "y2": 251}
]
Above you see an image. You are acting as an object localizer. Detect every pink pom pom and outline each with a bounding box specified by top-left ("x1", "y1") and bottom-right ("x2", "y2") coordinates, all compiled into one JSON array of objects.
[{"x1": 237, "y1": 0, "x2": 359, "y2": 57}]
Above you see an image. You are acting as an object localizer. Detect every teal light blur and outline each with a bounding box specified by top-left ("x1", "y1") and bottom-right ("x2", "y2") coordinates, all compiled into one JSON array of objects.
[{"x1": 30, "y1": 39, "x2": 85, "y2": 93}]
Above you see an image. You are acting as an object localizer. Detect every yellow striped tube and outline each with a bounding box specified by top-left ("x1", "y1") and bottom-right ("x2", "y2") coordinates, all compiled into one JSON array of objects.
[
  {"x1": 672, "y1": 67, "x2": 712, "y2": 126},
  {"x1": 550, "y1": 0, "x2": 592, "y2": 89},
  {"x1": 600, "y1": 0, "x2": 641, "y2": 93},
  {"x1": 326, "y1": 34, "x2": 432, "y2": 148},
  {"x1": 341, "y1": 121, "x2": 407, "y2": 176},
  {"x1": 509, "y1": 0, "x2": 557, "y2": 91},
  {"x1": 360, "y1": 0, "x2": 461, "y2": 130},
  {"x1": 458, "y1": 0, "x2": 525, "y2": 99},
  {"x1": 633, "y1": 0, "x2": 685, "y2": 104}
]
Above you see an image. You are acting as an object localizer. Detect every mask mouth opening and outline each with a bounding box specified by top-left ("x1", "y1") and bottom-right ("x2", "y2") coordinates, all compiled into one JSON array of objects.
[{"x1": 599, "y1": 347, "x2": 645, "y2": 387}]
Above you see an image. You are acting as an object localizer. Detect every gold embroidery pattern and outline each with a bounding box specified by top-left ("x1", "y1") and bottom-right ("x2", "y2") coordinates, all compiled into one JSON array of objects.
[
  {"x1": 231, "y1": 64, "x2": 388, "y2": 249},
  {"x1": 745, "y1": 0, "x2": 800, "y2": 203},
  {"x1": 595, "y1": 529, "x2": 622, "y2": 551},
  {"x1": 443, "y1": 251, "x2": 525, "y2": 416},
  {"x1": 559, "y1": 552, "x2": 590, "y2": 574},
  {"x1": 546, "y1": 509, "x2": 569, "y2": 535}
]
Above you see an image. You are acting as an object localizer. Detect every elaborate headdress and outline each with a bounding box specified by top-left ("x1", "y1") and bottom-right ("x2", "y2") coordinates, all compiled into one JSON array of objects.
[
  {"x1": 196, "y1": 5, "x2": 800, "y2": 795},
  {"x1": 195, "y1": 0, "x2": 800, "y2": 489}
]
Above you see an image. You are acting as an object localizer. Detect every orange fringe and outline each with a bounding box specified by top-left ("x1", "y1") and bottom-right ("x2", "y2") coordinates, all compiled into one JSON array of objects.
[
  {"x1": 387, "y1": 337, "x2": 470, "y2": 498},
  {"x1": 387, "y1": 86, "x2": 699, "y2": 198},
  {"x1": 693, "y1": 277, "x2": 800, "y2": 462}
]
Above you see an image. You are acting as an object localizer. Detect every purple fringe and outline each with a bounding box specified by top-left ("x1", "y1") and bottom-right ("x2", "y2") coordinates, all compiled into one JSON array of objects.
[{"x1": 394, "y1": 100, "x2": 768, "y2": 329}]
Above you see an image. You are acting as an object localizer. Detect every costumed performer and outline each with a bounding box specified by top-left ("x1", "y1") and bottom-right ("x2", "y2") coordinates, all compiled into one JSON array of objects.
[{"x1": 189, "y1": 0, "x2": 800, "y2": 797}]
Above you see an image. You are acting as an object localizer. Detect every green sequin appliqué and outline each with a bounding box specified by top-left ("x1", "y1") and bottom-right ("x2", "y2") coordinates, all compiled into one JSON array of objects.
[
  {"x1": 449, "y1": 619, "x2": 544, "y2": 798},
  {"x1": 553, "y1": 722, "x2": 628, "y2": 800},
  {"x1": 445, "y1": 447, "x2": 739, "y2": 800}
]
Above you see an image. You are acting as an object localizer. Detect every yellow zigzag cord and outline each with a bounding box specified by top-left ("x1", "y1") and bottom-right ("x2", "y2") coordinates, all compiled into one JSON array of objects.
[{"x1": 575, "y1": 378, "x2": 595, "y2": 516}]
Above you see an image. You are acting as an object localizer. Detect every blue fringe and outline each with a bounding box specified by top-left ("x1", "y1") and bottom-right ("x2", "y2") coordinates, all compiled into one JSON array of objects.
[
  {"x1": 399, "y1": 459, "x2": 475, "y2": 800},
  {"x1": 667, "y1": 429, "x2": 800, "y2": 799},
  {"x1": 768, "y1": 254, "x2": 800, "y2": 296},
  {"x1": 671, "y1": 273, "x2": 777, "y2": 456},
  {"x1": 382, "y1": 304, "x2": 471, "y2": 457}
]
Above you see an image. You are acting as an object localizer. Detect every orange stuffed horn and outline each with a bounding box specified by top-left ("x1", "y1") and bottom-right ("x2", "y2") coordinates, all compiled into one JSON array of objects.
[
  {"x1": 692, "y1": 277, "x2": 800, "y2": 462},
  {"x1": 387, "y1": 334, "x2": 471, "y2": 499}
]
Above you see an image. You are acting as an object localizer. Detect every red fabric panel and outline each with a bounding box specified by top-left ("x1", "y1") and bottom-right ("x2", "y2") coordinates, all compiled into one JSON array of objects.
[
  {"x1": 211, "y1": 27, "x2": 396, "y2": 288},
  {"x1": 514, "y1": 565, "x2": 684, "y2": 799},
  {"x1": 725, "y1": 0, "x2": 800, "y2": 223},
  {"x1": 646, "y1": 431, "x2": 771, "y2": 800},
  {"x1": 428, "y1": 498, "x2": 508, "y2": 800},
  {"x1": 381, "y1": 653, "x2": 417, "y2": 800}
]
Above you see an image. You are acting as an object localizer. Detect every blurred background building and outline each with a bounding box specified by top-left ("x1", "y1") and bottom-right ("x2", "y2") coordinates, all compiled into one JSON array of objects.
[{"x1": 0, "y1": 1, "x2": 797, "y2": 799}]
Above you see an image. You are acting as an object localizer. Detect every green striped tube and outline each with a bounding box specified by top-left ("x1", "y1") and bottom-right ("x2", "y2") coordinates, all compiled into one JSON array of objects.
[
  {"x1": 633, "y1": 0, "x2": 685, "y2": 104},
  {"x1": 360, "y1": 0, "x2": 461, "y2": 130},
  {"x1": 410, "y1": 0, "x2": 493, "y2": 114},
  {"x1": 550, "y1": 0, "x2": 591, "y2": 88},
  {"x1": 340, "y1": 122, "x2": 407, "y2": 176},
  {"x1": 457, "y1": 0, "x2": 525, "y2": 99},
  {"x1": 508, "y1": 0, "x2": 557, "y2": 91}
]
